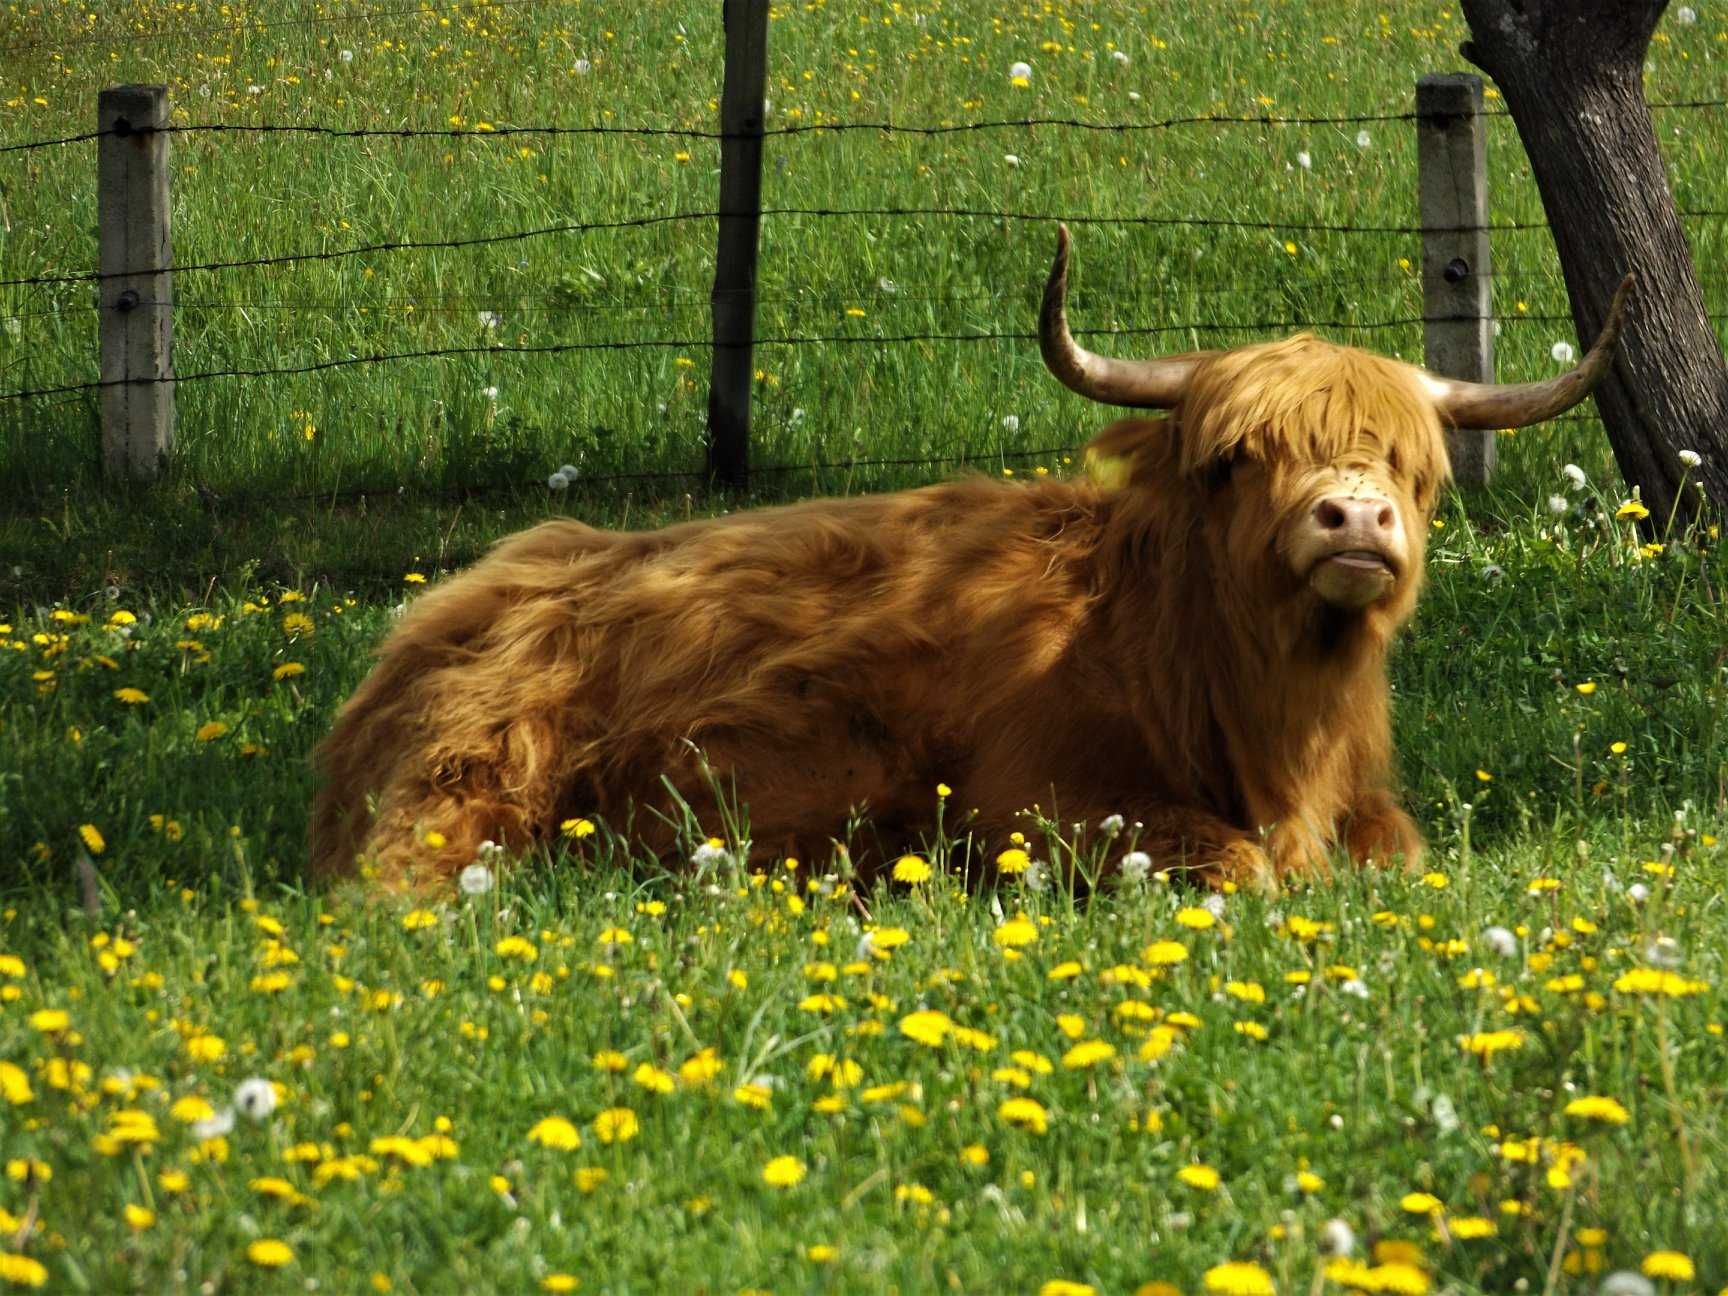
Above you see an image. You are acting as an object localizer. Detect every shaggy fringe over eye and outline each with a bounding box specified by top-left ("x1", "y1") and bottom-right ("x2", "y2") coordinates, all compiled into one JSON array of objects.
[{"x1": 1082, "y1": 336, "x2": 1453, "y2": 488}]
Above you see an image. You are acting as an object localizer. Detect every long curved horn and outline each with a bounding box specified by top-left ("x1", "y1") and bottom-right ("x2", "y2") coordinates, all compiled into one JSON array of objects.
[
  {"x1": 1040, "y1": 223, "x2": 1203, "y2": 408},
  {"x1": 1427, "y1": 274, "x2": 1634, "y2": 429}
]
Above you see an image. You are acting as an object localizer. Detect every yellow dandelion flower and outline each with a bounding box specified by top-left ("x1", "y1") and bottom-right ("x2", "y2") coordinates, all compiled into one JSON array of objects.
[
  {"x1": 995, "y1": 847, "x2": 1031, "y2": 874},
  {"x1": 1061, "y1": 1039, "x2": 1116, "y2": 1069},
  {"x1": 0, "y1": 1063, "x2": 33, "y2": 1106},
  {"x1": 113, "y1": 687, "x2": 149, "y2": 705},
  {"x1": 1177, "y1": 1164, "x2": 1220, "y2": 1191},
  {"x1": 1563, "y1": 1095, "x2": 1630, "y2": 1124},
  {"x1": 592, "y1": 1108, "x2": 638, "y2": 1144},
  {"x1": 246, "y1": 1239, "x2": 294, "y2": 1268},
  {"x1": 26, "y1": 1009, "x2": 69, "y2": 1034},
  {"x1": 1175, "y1": 906, "x2": 1215, "y2": 929},
  {"x1": 1141, "y1": 940, "x2": 1188, "y2": 966},
  {"x1": 761, "y1": 1155, "x2": 807, "y2": 1187},
  {"x1": 527, "y1": 1116, "x2": 582, "y2": 1150},
  {"x1": 631, "y1": 1063, "x2": 676, "y2": 1094},
  {"x1": 1203, "y1": 1261, "x2": 1275, "y2": 1295},
  {"x1": 78, "y1": 824, "x2": 106, "y2": 854},
  {"x1": 0, "y1": 1253, "x2": 48, "y2": 1288},
  {"x1": 993, "y1": 918, "x2": 1038, "y2": 947},
  {"x1": 891, "y1": 855, "x2": 932, "y2": 884},
  {"x1": 1641, "y1": 1251, "x2": 1694, "y2": 1281},
  {"x1": 997, "y1": 1096, "x2": 1049, "y2": 1134}
]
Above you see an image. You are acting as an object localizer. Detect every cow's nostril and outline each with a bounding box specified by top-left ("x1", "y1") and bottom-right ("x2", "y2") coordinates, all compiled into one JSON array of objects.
[
  {"x1": 1315, "y1": 499, "x2": 1347, "y2": 530},
  {"x1": 1376, "y1": 504, "x2": 1395, "y2": 530}
]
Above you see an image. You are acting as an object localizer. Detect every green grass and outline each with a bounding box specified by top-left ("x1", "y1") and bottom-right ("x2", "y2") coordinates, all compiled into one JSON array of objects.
[
  {"x1": 3, "y1": 3, "x2": 1728, "y2": 1294},
  {"x1": 5, "y1": 1, "x2": 1728, "y2": 504},
  {"x1": 0, "y1": 475, "x2": 1722, "y2": 1294}
]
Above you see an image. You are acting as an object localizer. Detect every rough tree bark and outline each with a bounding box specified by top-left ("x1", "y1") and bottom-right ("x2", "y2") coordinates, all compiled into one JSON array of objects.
[{"x1": 1459, "y1": 0, "x2": 1728, "y2": 525}]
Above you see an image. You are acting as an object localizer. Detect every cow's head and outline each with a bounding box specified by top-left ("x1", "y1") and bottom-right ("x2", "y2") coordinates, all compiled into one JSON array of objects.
[{"x1": 1041, "y1": 226, "x2": 1630, "y2": 634}]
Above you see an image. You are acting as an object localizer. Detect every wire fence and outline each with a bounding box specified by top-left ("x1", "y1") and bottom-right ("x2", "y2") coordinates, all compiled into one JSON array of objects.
[{"x1": 4, "y1": 80, "x2": 1725, "y2": 488}]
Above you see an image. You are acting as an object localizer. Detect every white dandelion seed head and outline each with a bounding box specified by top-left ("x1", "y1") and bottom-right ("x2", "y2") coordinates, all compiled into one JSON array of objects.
[
  {"x1": 1431, "y1": 1092, "x2": 1460, "y2": 1133},
  {"x1": 1001, "y1": 414, "x2": 1021, "y2": 433},
  {"x1": 1627, "y1": 882, "x2": 1651, "y2": 904},
  {"x1": 559, "y1": 464, "x2": 578, "y2": 479},
  {"x1": 190, "y1": 1108, "x2": 236, "y2": 1140},
  {"x1": 1675, "y1": 5, "x2": 1698, "y2": 24},
  {"x1": 1328, "y1": 1113, "x2": 1345, "y2": 1130},
  {"x1": 1118, "y1": 851, "x2": 1152, "y2": 884},
  {"x1": 1548, "y1": 494, "x2": 1570, "y2": 515},
  {"x1": 1003, "y1": 153, "x2": 1022, "y2": 167},
  {"x1": 1202, "y1": 893, "x2": 1227, "y2": 919},
  {"x1": 1339, "y1": 978, "x2": 1369, "y2": 999},
  {"x1": 247, "y1": 84, "x2": 264, "y2": 96},
  {"x1": 547, "y1": 472, "x2": 570, "y2": 491},
  {"x1": 1481, "y1": 925, "x2": 1518, "y2": 958},
  {"x1": 1099, "y1": 814, "x2": 1125, "y2": 836},
  {"x1": 459, "y1": 862, "x2": 496, "y2": 894},
  {"x1": 1296, "y1": 150, "x2": 1312, "y2": 170},
  {"x1": 1111, "y1": 49, "x2": 1130, "y2": 65},
  {"x1": 1563, "y1": 462, "x2": 1588, "y2": 490},
  {"x1": 234, "y1": 1077, "x2": 278, "y2": 1120},
  {"x1": 1598, "y1": 1274, "x2": 1657, "y2": 1296},
  {"x1": 1679, "y1": 448, "x2": 1702, "y2": 467},
  {"x1": 691, "y1": 841, "x2": 731, "y2": 870},
  {"x1": 339, "y1": 49, "x2": 354, "y2": 63},
  {"x1": 573, "y1": 58, "x2": 592, "y2": 75},
  {"x1": 1355, "y1": 129, "x2": 1372, "y2": 148},
  {"x1": 877, "y1": 276, "x2": 898, "y2": 294},
  {"x1": 1319, "y1": 1218, "x2": 1356, "y2": 1256},
  {"x1": 1128, "y1": 90, "x2": 1142, "y2": 102},
  {"x1": 1481, "y1": 563, "x2": 1504, "y2": 580},
  {"x1": 1009, "y1": 61, "x2": 1033, "y2": 82},
  {"x1": 1644, "y1": 934, "x2": 1684, "y2": 969},
  {"x1": 1022, "y1": 860, "x2": 1049, "y2": 891},
  {"x1": 1551, "y1": 340, "x2": 1576, "y2": 365},
  {"x1": 478, "y1": 311, "x2": 502, "y2": 331}
]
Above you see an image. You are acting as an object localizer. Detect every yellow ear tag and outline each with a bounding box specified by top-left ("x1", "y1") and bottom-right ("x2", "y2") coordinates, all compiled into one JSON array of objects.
[{"x1": 1084, "y1": 448, "x2": 1130, "y2": 489}]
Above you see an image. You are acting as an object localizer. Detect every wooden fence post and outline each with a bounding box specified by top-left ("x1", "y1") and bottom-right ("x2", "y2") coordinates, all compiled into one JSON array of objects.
[
  {"x1": 98, "y1": 84, "x2": 174, "y2": 480},
  {"x1": 1416, "y1": 73, "x2": 1494, "y2": 487},
  {"x1": 706, "y1": 0, "x2": 770, "y2": 490}
]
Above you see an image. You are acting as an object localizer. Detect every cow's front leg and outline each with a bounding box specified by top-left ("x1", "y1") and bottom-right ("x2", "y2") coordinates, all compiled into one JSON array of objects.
[
  {"x1": 1112, "y1": 803, "x2": 1281, "y2": 894},
  {"x1": 1342, "y1": 787, "x2": 1423, "y2": 871}
]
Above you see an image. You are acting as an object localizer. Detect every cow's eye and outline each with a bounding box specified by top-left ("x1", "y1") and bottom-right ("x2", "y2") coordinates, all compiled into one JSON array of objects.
[
  {"x1": 1204, "y1": 453, "x2": 1238, "y2": 491},
  {"x1": 1386, "y1": 446, "x2": 1404, "y2": 475}
]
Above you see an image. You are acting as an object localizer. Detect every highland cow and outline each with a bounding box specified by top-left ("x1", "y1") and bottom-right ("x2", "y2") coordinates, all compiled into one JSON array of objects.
[{"x1": 310, "y1": 228, "x2": 1628, "y2": 891}]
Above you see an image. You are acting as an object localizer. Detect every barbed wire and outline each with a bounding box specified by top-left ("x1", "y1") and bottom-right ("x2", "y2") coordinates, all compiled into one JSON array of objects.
[
  {"x1": 0, "y1": 307, "x2": 1664, "y2": 404},
  {"x1": 0, "y1": 204, "x2": 1566, "y2": 293},
  {"x1": 13, "y1": 259, "x2": 1704, "y2": 324},
  {"x1": 8, "y1": 97, "x2": 1728, "y2": 158}
]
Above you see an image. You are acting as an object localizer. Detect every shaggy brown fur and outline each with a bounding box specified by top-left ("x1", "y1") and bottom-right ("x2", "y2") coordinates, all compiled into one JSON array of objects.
[{"x1": 310, "y1": 334, "x2": 1448, "y2": 891}]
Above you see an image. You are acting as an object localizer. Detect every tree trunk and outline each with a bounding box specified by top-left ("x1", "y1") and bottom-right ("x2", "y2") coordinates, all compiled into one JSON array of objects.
[{"x1": 1459, "y1": 0, "x2": 1728, "y2": 526}]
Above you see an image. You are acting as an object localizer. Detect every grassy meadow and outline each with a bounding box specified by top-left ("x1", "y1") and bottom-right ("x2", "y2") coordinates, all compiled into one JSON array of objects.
[{"x1": 2, "y1": 1, "x2": 1728, "y2": 1294}]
